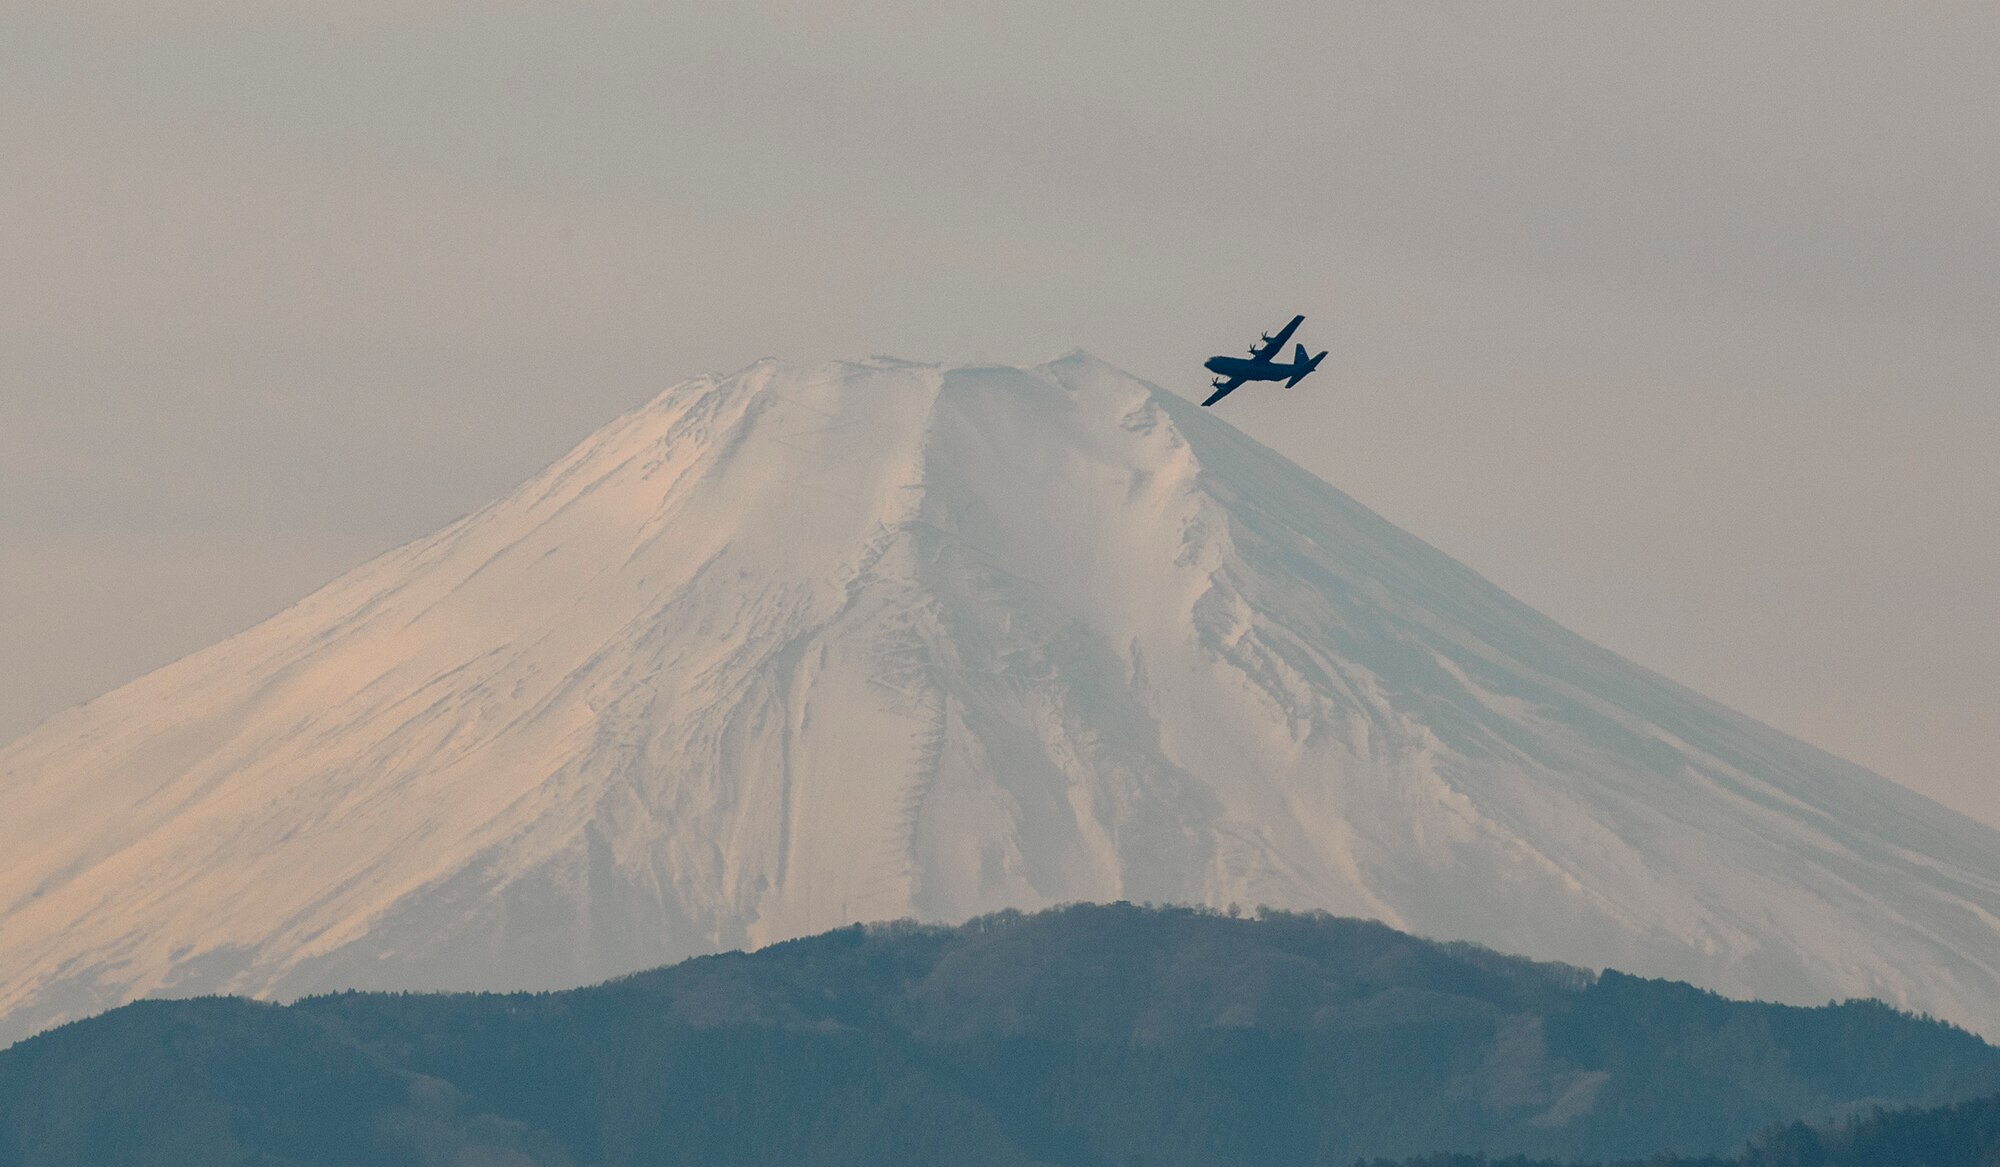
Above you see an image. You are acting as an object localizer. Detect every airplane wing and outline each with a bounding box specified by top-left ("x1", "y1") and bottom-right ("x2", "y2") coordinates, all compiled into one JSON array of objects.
[
  {"x1": 1201, "y1": 376, "x2": 1246, "y2": 407},
  {"x1": 1247, "y1": 315, "x2": 1305, "y2": 363}
]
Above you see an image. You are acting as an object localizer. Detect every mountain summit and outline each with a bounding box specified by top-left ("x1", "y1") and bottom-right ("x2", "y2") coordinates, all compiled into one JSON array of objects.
[{"x1": 3, "y1": 354, "x2": 1997, "y2": 1045}]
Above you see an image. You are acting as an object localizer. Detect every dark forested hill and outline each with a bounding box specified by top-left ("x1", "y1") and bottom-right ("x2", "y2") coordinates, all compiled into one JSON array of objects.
[
  {"x1": 1364, "y1": 1091, "x2": 2000, "y2": 1167},
  {"x1": 2, "y1": 905, "x2": 1997, "y2": 1167}
]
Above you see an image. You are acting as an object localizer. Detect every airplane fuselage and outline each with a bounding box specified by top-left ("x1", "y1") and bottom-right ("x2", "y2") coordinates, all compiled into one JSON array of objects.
[
  {"x1": 1201, "y1": 314, "x2": 1323, "y2": 405},
  {"x1": 1203, "y1": 355, "x2": 1304, "y2": 382}
]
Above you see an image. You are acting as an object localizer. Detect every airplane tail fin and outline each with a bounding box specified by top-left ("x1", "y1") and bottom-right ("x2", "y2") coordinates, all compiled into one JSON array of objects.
[{"x1": 1285, "y1": 346, "x2": 1327, "y2": 388}]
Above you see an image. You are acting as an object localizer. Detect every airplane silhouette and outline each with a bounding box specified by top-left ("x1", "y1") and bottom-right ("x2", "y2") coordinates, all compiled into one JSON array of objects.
[{"x1": 1201, "y1": 315, "x2": 1325, "y2": 406}]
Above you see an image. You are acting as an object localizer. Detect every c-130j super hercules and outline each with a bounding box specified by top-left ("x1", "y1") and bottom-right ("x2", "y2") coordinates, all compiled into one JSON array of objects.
[{"x1": 1202, "y1": 314, "x2": 1326, "y2": 406}]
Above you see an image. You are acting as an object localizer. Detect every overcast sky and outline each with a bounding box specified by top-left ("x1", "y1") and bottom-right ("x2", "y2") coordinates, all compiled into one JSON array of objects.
[{"x1": 3, "y1": 2, "x2": 1996, "y2": 827}]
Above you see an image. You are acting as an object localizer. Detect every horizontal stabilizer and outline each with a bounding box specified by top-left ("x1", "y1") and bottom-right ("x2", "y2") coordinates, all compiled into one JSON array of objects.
[{"x1": 1285, "y1": 349, "x2": 1326, "y2": 389}]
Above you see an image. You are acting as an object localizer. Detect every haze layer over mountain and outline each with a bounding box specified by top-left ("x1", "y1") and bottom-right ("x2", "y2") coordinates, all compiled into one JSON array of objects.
[{"x1": 2, "y1": 354, "x2": 1996, "y2": 1046}]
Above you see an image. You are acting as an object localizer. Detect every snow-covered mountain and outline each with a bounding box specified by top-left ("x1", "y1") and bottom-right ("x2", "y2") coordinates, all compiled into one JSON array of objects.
[{"x1": 3, "y1": 353, "x2": 1997, "y2": 1048}]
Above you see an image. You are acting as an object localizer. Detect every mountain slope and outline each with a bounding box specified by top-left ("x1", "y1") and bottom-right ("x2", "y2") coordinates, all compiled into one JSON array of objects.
[
  {"x1": 5, "y1": 906, "x2": 1999, "y2": 1167},
  {"x1": 2, "y1": 353, "x2": 1997, "y2": 1047}
]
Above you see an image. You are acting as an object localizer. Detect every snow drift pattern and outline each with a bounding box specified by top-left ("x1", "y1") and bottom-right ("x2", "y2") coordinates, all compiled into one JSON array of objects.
[{"x1": 3, "y1": 353, "x2": 1997, "y2": 1046}]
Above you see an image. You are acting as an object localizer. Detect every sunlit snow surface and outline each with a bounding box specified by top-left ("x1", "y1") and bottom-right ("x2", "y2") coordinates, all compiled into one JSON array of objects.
[{"x1": 3, "y1": 354, "x2": 1997, "y2": 1046}]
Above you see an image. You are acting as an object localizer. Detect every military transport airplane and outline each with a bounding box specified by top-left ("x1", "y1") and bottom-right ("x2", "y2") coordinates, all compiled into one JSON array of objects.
[{"x1": 1201, "y1": 315, "x2": 1326, "y2": 406}]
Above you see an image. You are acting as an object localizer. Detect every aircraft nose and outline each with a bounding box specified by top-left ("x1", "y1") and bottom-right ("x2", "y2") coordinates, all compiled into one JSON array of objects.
[{"x1": 1202, "y1": 357, "x2": 1224, "y2": 372}]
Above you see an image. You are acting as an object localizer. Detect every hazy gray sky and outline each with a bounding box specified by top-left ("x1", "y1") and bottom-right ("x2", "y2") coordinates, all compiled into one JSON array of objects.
[{"x1": 4, "y1": 3, "x2": 1996, "y2": 826}]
